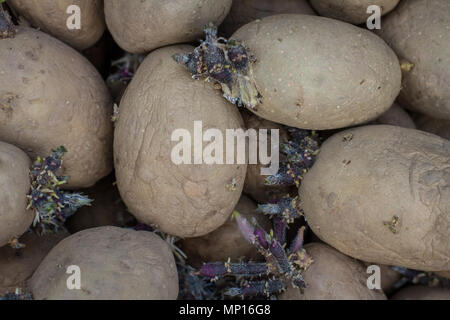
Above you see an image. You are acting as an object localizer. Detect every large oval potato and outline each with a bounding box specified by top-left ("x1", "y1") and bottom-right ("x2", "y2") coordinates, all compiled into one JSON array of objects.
[
  {"x1": 180, "y1": 195, "x2": 270, "y2": 267},
  {"x1": 0, "y1": 27, "x2": 113, "y2": 188},
  {"x1": 114, "y1": 45, "x2": 247, "y2": 238},
  {"x1": 310, "y1": 0, "x2": 399, "y2": 25},
  {"x1": 280, "y1": 243, "x2": 386, "y2": 300},
  {"x1": 30, "y1": 226, "x2": 179, "y2": 300},
  {"x1": 232, "y1": 14, "x2": 401, "y2": 130},
  {"x1": 377, "y1": 0, "x2": 450, "y2": 119},
  {"x1": 0, "y1": 142, "x2": 33, "y2": 247},
  {"x1": 391, "y1": 286, "x2": 450, "y2": 300},
  {"x1": 104, "y1": 0, "x2": 232, "y2": 53},
  {"x1": 8, "y1": 0, "x2": 105, "y2": 50},
  {"x1": 300, "y1": 125, "x2": 450, "y2": 271},
  {"x1": 220, "y1": 0, "x2": 315, "y2": 37}
]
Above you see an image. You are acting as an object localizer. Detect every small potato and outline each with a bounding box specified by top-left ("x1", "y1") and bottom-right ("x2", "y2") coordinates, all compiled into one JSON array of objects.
[
  {"x1": 114, "y1": 45, "x2": 246, "y2": 238},
  {"x1": 310, "y1": 0, "x2": 399, "y2": 25},
  {"x1": 30, "y1": 226, "x2": 178, "y2": 300},
  {"x1": 300, "y1": 125, "x2": 450, "y2": 271},
  {"x1": 374, "y1": 103, "x2": 416, "y2": 129},
  {"x1": 220, "y1": 0, "x2": 315, "y2": 37},
  {"x1": 436, "y1": 271, "x2": 450, "y2": 279},
  {"x1": 8, "y1": 0, "x2": 105, "y2": 50},
  {"x1": 280, "y1": 243, "x2": 386, "y2": 300},
  {"x1": 391, "y1": 286, "x2": 450, "y2": 300},
  {"x1": 0, "y1": 231, "x2": 68, "y2": 291},
  {"x1": 377, "y1": 0, "x2": 450, "y2": 119},
  {"x1": 415, "y1": 115, "x2": 450, "y2": 141},
  {"x1": 0, "y1": 28, "x2": 113, "y2": 189},
  {"x1": 180, "y1": 195, "x2": 270, "y2": 267},
  {"x1": 104, "y1": 0, "x2": 232, "y2": 53},
  {"x1": 0, "y1": 142, "x2": 33, "y2": 247},
  {"x1": 232, "y1": 14, "x2": 401, "y2": 130}
]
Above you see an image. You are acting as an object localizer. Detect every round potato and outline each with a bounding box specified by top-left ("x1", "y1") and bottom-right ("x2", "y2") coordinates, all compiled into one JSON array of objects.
[
  {"x1": 280, "y1": 243, "x2": 386, "y2": 300},
  {"x1": 0, "y1": 231, "x2": 68, "y2": 291},
  {"x1": 114, "y1": 45, "x2": 247, "y2": 238},
  {"x1": 220, "y1": 0, "x2": 315, "y2": 37},
  {"x1": 0, "y1": 27, "x2": 113, "y2": 189},
  {"x1": 415, "y1": 115, "x2": 450, "y2": 141},
  {"x1": 374, "y1": 103, "x2": 416, "y2": 129},
  {"x1": 0, "y1": 141, "x2": 33, "y2": 247},
  {"x1": 310, "y1": 0, "x2": 399, "y2": 25},
  {"x1": 30, "y1": 226, "x2": 178, "y2": 300},
  {"x1": 300, "y1": 125, "x2": 450, "y2": 271},
  {"x1": 391, "y1": 286, "x2": 450, "y2": 300},
  {"x1": 180, "y1": 195, "x2": 270, "y2": 267},
  {"x1": 104, "y1": 0, "x2": 232, "y2": 54},
  {"x1": 376, "y1": 0, "x2": 450, "y2": 119},
  {"x1": 232, "y1": 14, "x2": 401, "y2": 130},
  {"x1": 8, "y1": 0, "x2": 105, "y2": 50}
]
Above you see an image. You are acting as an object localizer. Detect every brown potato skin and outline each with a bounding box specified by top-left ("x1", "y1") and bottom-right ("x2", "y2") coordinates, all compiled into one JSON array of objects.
[
  {"x1": 436, "y1": 270, "x2": 450, "y2": 279},
  {"x1": 377, "y1": 0, "x2": 450, "y2": 119},
  {"x1": 8, "y1": 0, "x2": 105, "y2": 50},
  {"x1": 391, "y1": 286, "x2": 450, "y2": 300},
  {"x1": 280, "y1": 243, "x2": 386, "y2": 300},
  {"x1": 180, "y1": 195, "x2": 270, "y2": 267},
  {"x1": 415, "y1": 115, "x2": 450, "y2": 141},
  {"x1": 310, "y1": 0, "x2": 399, "y2": 24},
  {"x1": 232, "y1": 14, "x2": 401, "y2": 130},
  {"x1": 0, "y1": 231, "x2": 68, "y2": 291},
  {"x1": 0, "y1": 28, "x2": 113, "y2": 189},
  {"x1": 374, "y1": 103, "x2": 416, "y2": 129},
  {"x1": 220, "y1": 0, "x2": 315, "y2": 37},
  {"x1": 0, "y1": 142, "x2": 33, "y2": 247},
  {"x1": 300, "y1": 125, "x2": 450, "y2": 271},
  {"x1": 114, "y1": 45, "x2": 247, "y2": 238},
  {"x1": 30, "y1": 226, "x2": 179, "y2": 300},
  {"x1": 104, "y1": 0, "x2": 232, "y2": 54}
]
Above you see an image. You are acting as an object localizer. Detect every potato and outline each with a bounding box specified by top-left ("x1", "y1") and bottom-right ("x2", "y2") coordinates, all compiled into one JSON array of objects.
[
  {"x1": 114, "y1": 45, "x2": 247, "y2": 238},
  {"x1": 0, "y1": 141, "x2": 33, "y2": 247},
  {"x1": 280, "y1": 243, "x2": 386, "y2": 300},
  {"x1": 8, "y1": 0, "x2": 105, "y2": 50},
  {"x1": 299, "y1": 125, "x2": 450, "y2": 271},
  {"x1": 374, "y1": 103, "x2": 416, "y2": 129},
  {"x1": 65, "y1": 175, "x2": 135, "y2": 234},
  {"x1": 415, "y1": 115, "x2": 450, "y2": 141},
  {"x1": 241, "y1": 112, "x2": 294, "y2": 203},
  {"x1": 436, "y1": 271, "x2": 450, "y2": 279},
  {"x1": 0, "y1": 27, "x2": 113, "y2": 189},
  {"x1": 180, "y1": 195, "x2": 270, "y2": 267},
  {"x1": 310, "y1": 0, "x2": 399, "y2": 25},
  {"x1": 0, "y1": 231, "x2": 68, "y2": 291},
  {"x1": 220, "y1": 0, "x2": 315, "y2": 37},
  {"x1": 377, "y1": 0, "x2": 450, "y2": 119},
  {"x1": 232, "y1": 14, "x2": 401, "y2": 130},
  {"x1": 391, "y1": 286, "x2": 450, "y2": 300},
  {"x1": 30, "y1": 226, "x2": 178, "y2": 299},
  {"x1": 104, "y1": 0, "x2": 232, "y2": 54}
]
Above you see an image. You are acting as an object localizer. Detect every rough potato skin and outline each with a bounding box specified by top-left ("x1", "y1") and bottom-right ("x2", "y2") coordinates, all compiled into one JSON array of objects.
[
  {"x1": 0, "y1": 231, "x2": 68, "y2": 291},
  {"x1": 377, "y1": 0, "x2": 450, "y2": 119},
  {"x1": 30, "y1": 226, "x2": 179, "y2": 300},
  {"x1": 391, "y1": 286, "x2": 450, "y2": 300},
  {"x1": 310, "y1": 0, "x2": 399, "y2": 24},
  {"x1": 415, "y1": 115, "x2": 450, "y2": 141},
  {"x1": 220, "y1": 0, "x2": 315, "y2": 37},
  {"x1": 0, "y1": 28, "x2": 113, "y2": 189},
  {"x1": 0, "y1": 142, "x2": 33, "y2": 247},
  {"x1": 180, "y1": 195, "x2": 270, "y2": 267},
  {"x1": 300, "y1": 125, "x2": 450, "y2": 271},
  {"x1": 280, "y1": 243, "x2": 387, "y2": 300},
  {"x1": 8, "y1": 0, "x2": 105, "y2": 50},
  {"x1": 104, "y1": 0, "x2": 232, "y2": 54},
  {"x1": 374, "y1": 103, "x2": 416, "y2": 129},
  {"x1": 232, "y1": 14, "x2": 401, "y2": 130},
  {"x1": 114, "y1": 45, "x2": 247, "y2": 238}
]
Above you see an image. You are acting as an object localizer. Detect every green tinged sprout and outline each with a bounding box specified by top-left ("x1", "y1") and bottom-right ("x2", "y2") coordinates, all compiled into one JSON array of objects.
[{"x1": 27, "y1": 146, "x2": 92, "y2": 234}]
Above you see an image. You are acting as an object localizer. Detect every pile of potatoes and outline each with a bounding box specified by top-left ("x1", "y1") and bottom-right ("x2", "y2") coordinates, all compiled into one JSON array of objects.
[{"x1": 0, "y1": 0, "x2": 449, "y2": 301}]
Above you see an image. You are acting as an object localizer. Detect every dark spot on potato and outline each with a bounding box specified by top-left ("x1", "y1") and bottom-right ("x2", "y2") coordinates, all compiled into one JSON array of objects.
[
  {"x1": 25, "y1": 51, "x2": 38, "y2": 61},
  {"x1": 342, "y1": 133, "x2": 353, "y2": 142},
  {"x1": 360, "y1": 79, "x2": 365, "y2": 85},
  {"x1": 342, "y1": 159, "x2": 351, "y2": 165},
  {"x1": 18, "y1": 64, "x2": 24, "y2": 70}
]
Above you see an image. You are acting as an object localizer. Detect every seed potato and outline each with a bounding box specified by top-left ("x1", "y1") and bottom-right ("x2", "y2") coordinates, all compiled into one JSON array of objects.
[
  {"x1": 415, "y1": 115, "x2": 450, "y2": 141},
  {"x1": 374, "y1": 103, "x2": 416, "y2": 129}
]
